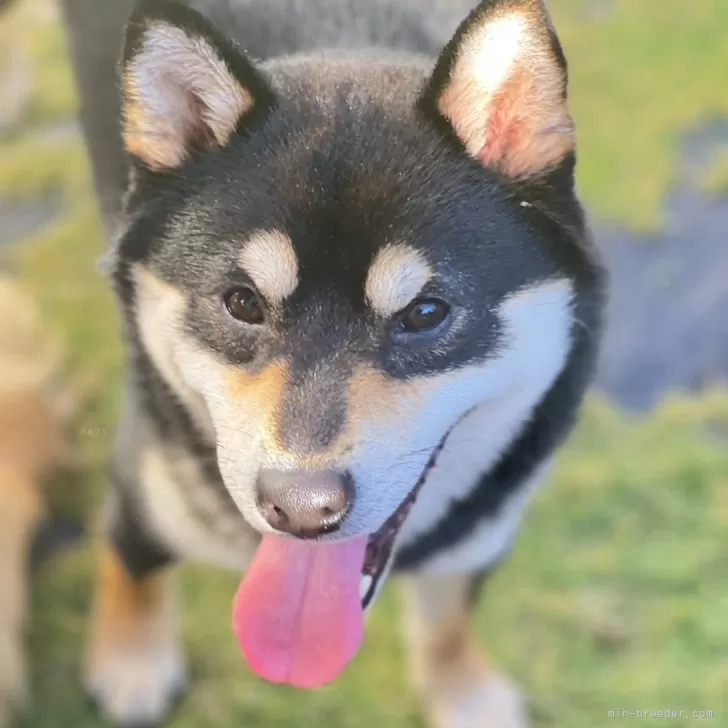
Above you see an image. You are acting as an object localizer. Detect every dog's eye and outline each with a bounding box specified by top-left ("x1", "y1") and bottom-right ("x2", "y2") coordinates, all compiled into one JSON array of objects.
[
  {"x1": 224, "y1": 285, "x2": 265, "y2": 325},
  {"x1": 398, "y1": 298, "x2": 450, "y2": 333}
]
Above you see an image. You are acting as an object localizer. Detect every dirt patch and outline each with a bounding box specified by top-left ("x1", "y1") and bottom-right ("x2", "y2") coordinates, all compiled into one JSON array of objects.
[
  {"x1": 0, "y1": 194, "x2": 61, "y2": 248},
  {"x1": 593, "y1": 119, "x2": 728, "y2": 412}
]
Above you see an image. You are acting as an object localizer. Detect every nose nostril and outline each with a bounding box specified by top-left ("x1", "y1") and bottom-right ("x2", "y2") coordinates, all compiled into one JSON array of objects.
[{"x1": 260, "y1": 501, "x2": 290, "y2": 531}]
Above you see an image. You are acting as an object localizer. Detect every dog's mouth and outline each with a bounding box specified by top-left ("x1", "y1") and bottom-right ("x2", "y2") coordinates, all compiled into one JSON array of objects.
[
  {"x1": 360, "y1": 435, "x2": 448, "y2": 609},
  {"x1": 359, "y1": 482, "x2": 421, "y2": 608},
  {"x1": 232, "y1": 434, "x2": 450, "y2": 690}
]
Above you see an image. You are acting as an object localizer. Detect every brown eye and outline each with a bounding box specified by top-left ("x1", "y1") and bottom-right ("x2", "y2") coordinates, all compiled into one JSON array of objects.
[
  {"x1": 399, "y1": 298, "x2": 450, "y2": 333},
  {"x1": 224, "y1": 285, "x2": 265, "y2": 325}
]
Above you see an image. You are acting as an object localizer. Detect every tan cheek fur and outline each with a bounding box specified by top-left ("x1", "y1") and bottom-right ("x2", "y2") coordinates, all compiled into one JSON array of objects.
[
  {"x1": 132, "y1": 264, "x2": 295, "y2": 464},
  {"x1": 224, "y1": 363, "x2": 395, "y2": 470},
  {"x1": 331, "y1": 365, "x2": 441, "y2": 464},
  {"x1": 224, "y1": 361, "x2": 291, "y2": 445},
  {"x1": 245, "y1": 364, "x2": 436, "y2": 469},
  {"x1": 346, "y1": 365, "x2": 431, "y2": 428},
  {"x1": 223, "y1": 358, "x2": 288, "y2": 406}
]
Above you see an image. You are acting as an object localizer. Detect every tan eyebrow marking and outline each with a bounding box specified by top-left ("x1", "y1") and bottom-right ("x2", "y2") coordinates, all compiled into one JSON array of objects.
[
  {"x1": 238, "y1": 230, "x2": 299, "y2": 303},
  {"x1": 365, "y1": 244, "x2": 434, "y2": 317}
]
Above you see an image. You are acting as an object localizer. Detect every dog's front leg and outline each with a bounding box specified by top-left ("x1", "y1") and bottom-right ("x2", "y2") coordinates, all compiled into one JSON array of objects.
[
  {"x1": 84, "y1": 534, "x2": 185, "y2": 727},
  {"x1": 401, "y1": 571, "x2": 528, "y2": 728}
]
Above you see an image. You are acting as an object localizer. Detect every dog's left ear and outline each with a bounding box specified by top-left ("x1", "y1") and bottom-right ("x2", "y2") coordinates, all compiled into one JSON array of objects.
[
  {"x1": 120, "y1": 0, "x2": 274, "y2": 172},
  {"x1": 423, "y1": 0, "x2": 574, "y2": 180}
]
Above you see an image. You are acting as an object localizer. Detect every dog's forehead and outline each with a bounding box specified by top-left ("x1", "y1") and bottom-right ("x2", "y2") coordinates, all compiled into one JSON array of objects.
[
  {"x1": 236, "y1": 228, "x2": 433, "y2": 319},
  {"x1": 145, "y1": 62, "x2": 562, "y2": 309}
]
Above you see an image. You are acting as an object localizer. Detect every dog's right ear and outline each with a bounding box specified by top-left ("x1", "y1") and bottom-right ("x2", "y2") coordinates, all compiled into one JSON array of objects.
[{"x1": 120, "y1": 0, "x2": 274, "y2": 172}]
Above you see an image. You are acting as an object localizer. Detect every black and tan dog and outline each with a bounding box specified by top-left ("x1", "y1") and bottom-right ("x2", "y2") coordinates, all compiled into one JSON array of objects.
[{"x1": 55, "y1": 0, "x2": 606, "y2": 725}]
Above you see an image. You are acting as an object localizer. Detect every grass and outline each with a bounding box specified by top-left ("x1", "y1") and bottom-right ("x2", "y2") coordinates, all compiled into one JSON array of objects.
[
  {"x1": 2, "y1": 1, "x2": 727, "y2": 726},
  {"x1": 549, "y1": 0, "x2": 728, "y2": 229}
]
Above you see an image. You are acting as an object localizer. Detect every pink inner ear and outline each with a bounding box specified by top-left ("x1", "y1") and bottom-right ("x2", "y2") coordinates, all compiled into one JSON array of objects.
[
  {"x1": 436, "y1": 9, "x2": 575, "y2": 180},
  {"x1": 122, "y1": 24, "x2": 254, "y2": 171},
  {"x1": 475, "y1": 67, "x2": 573, "y2": 178},
  {"x1": 477, "y1": 71, "x2": 530, "y2": 169}
]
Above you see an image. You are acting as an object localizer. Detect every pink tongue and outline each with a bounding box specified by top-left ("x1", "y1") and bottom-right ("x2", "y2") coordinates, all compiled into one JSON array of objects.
[{"x1": 233, "y1": 534, "x2": 368, "y2": 689}]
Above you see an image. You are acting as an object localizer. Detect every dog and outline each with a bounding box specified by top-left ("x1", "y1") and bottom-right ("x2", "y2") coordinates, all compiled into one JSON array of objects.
[
  {"x1": 0, "y1": 274, "x2": 76, "y2": 727},
  {"x1": 54, "y1": 0, "x2": 607, "y2": 725}
]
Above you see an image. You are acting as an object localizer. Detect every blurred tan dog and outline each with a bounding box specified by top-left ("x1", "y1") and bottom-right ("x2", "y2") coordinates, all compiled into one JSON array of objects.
[{"x1": 0, "y1": 274, "x2": 76, "y2": 726}]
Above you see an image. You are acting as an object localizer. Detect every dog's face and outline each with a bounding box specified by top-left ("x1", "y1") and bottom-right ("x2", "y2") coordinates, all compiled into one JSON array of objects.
[{"x1": 112, "y1": 0, "x2": 595, "y2": 599}]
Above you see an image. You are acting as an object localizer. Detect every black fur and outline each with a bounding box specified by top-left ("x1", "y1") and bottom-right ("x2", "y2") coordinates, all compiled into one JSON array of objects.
[{"x1": 109, "y1": 478, "x2": 177, "y2": 580}]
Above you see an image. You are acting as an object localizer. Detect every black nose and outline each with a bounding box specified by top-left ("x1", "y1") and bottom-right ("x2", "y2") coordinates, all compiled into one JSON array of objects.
[{"x1": 256, "y1": 469, "x2": 353, "y2": 538}]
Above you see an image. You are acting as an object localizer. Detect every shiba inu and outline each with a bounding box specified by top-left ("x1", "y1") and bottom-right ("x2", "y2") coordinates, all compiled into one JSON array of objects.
[{"x1": 56, "y1": 0, "x2": 606, "y2": 725}]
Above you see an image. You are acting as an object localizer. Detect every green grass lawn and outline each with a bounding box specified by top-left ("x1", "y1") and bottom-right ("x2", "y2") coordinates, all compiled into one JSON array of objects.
[{"x1": 2, "y1": 1, "x2": 727, "y2": 726}]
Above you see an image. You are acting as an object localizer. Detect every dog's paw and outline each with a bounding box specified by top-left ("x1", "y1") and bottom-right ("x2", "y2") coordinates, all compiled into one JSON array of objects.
[
  {"x1": 85, "y1": 640, "x2": 186, "y2": 727},
  {"x1": 428, "y1": 671, "x2": 529, "y2": 728}
]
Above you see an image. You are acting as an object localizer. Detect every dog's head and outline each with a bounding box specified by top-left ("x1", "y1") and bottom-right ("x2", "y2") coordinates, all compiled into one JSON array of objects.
[{"x1": 109, "y1": 0, "x2": 601, "y2": 682}]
